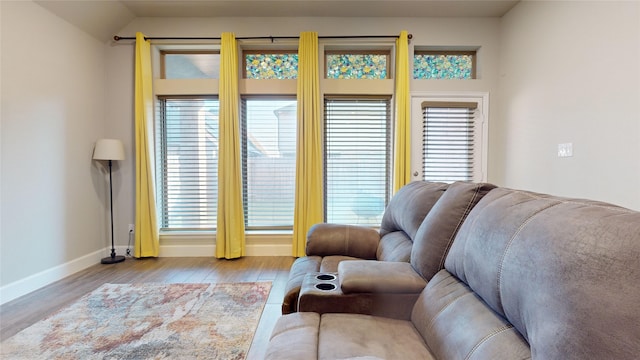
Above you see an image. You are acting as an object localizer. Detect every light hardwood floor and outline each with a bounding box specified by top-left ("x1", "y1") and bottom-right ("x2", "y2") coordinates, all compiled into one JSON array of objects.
[{"x1": 0, "y1": 256, "x2": 295, "y2": 359}]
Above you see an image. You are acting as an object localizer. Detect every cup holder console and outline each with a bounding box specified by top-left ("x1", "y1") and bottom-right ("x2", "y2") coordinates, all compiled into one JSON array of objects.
[
  {"x1": 315, "y1": 283, "x2": 336, "y2": 291},
  {"x1": 316, "y1": 274, "x2": 336, "y2": 281},
  {"x1": 299, "y1": 272, "x2": 343, "y2": 312}
]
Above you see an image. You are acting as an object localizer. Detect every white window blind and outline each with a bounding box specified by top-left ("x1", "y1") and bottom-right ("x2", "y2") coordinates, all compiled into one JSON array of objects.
[
  {"x1": 422, "y1": 102, "x2": 478, "y2": 183},
  {"x1": 157, "y1": 97, "x2": 219, "y2": 230},
  {"x1": 241, "y1": 98, "x2": 297, "y2": 229},
  {"x1": 324, "y1": 97, "x2": 391, "y2": 225}
]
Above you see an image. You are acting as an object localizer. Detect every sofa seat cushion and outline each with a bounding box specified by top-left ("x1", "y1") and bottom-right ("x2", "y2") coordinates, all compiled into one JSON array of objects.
[
  {"x1": 265, "y1": 312, "x2": 320, "y2": 360},
  {"x1": 338, "y1": 260, "x2": 426, "y2": 294},
  {"x1": 412, "y1": 270, "x2": 531, "y2": 360},
  {"x1": 319, "y1": 313, "x2": 435, "y2": 360},
  {"x1": 266, "y1": 312, "x2": 435, "y2": 360}
]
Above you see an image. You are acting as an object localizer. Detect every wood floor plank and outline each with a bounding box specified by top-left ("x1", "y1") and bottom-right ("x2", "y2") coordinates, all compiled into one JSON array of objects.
[{"x1": 0, "y1": 256, "x2": 295, "y2": 358}]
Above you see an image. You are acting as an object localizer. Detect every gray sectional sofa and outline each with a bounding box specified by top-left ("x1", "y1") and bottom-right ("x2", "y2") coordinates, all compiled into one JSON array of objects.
[
  {"x1": 267, "y1": 181, "x2": 640, "y2": 359},
  {"x1": 282, "y1": 181, "x2": 453, "y2": 315}
]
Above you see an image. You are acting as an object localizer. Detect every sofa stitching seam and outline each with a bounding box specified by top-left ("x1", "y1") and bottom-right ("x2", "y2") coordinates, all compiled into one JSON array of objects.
[
  {"x1": 463, "y1": 324, "x2": 515, "y2": 360},
  {"x1": 425, "y1": 291, "x2": 472, "y2": 333},
  {"x1": 495, "y1": 201, "x2": 561, "y2": 314},
  {"x1": 505, "y1": 189, "x2": 633, "y2": 213}
]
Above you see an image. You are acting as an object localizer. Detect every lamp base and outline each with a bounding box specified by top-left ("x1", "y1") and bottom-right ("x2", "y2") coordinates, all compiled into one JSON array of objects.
[{"x1": 101, "y1": 255, "x2": 125, "y2": 264}]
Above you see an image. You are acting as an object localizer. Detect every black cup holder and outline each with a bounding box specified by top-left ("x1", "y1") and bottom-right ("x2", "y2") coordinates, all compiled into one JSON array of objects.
[
  {"x1": 316, "y1": 274, "x2": 336, "y2": 281},
  {"x1": 315, "y1": 283, "x2": 336, "y2": 291}
]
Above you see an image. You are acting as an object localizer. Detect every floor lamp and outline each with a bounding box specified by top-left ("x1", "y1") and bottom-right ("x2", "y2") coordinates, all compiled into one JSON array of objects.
[{"x1": 93, "y1": 139, "x2": 126, "y2": 264}]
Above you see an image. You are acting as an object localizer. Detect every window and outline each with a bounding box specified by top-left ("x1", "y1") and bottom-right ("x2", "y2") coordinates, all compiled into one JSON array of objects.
[
  {"x1": 325, "y1": 51, "x2": 389, "y2": 79},
  {"x1": 157, "y1": 97, "x2": 219, "y2": 229},
  {"x1": 241, "y1": 98, "x2": 297, "y2": 229},
  {"x1": 413, "y1": 51, "x2": 476, "y2": 80},
  {"x1": 161, "y1": 51, "x2": 220, "y2": 79},
  {"x1": 324, "y1": 97, "x2": 391, "y2": 225},
  {"x1": 244, "y1": 51, "x2": 298, "y2": 79},
  {"x1": 421, "y1": 102, "x2": 482, "y2": 182},
  {"x1": 155, "y1": 42, "x2": 396, "y2": 232}
]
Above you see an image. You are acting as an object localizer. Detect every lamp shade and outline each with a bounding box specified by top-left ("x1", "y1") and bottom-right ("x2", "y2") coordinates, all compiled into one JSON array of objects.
[{"x1": 93, "y1": 139, "x2": 125, "y2": 161}]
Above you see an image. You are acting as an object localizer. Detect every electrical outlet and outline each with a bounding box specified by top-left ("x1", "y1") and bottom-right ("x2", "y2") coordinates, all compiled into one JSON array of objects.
[{"x1": 128, "y1": 224, "x2": 135, "y2": 232}]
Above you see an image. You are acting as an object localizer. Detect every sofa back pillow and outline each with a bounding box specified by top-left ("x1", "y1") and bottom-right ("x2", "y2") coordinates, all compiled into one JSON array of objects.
[
  {"x1": 380, "y1": 181, "x2": 448, "y2": 240},
  {"x1": 410, "y1": 181, "x2": 496, "y2": 280}
]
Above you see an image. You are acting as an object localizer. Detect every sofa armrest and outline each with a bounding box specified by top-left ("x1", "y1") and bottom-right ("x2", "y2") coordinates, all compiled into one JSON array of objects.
[
  {"x1": 338, "y1": 260, "x2": 427, "y2": 294},
  {"x1": 306, "y1": 223, "x2": 380, "y2": 259}
]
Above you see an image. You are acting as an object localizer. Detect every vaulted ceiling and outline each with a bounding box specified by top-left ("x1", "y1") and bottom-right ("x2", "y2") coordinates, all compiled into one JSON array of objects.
[{"x1": 35, "y1": 0, "x2": 520, "y2": 42}]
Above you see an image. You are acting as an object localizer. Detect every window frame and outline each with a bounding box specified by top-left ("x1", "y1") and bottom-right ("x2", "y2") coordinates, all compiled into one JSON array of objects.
[
  {"x1": 410, "y1": 92, "x2": 489, "y2": 183},
  {"x1": 323, "y1": 95, "x2": 392, "y2": 225},
  {"x1": 240, "y1": 95, "x2": 298, "y2": 230},
  {"x1": 156, "y1": 95, "x2": 220, "y2": 231},
  {"x1": 152, "y1": 39, "x2": 399, "y2": 234}
]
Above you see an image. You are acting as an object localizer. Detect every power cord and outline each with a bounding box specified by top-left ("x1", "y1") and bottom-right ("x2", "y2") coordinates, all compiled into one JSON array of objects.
[{"x1": 126, "y1": 229, "x2": 133, "y2": 257}]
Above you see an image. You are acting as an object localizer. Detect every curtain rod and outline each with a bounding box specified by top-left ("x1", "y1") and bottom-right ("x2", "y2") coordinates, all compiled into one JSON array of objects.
[{"x1": 113, "y1": 34, "x2": 412, "y2": 41}]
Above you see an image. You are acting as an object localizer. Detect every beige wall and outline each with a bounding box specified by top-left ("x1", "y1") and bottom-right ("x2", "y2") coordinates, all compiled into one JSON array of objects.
[
  {"x1": 110, "y1": 16, "x2": 502, "y2": 252},
  {"x1": 0, "y1": 1, "x2": 109, "y2": 298},
  {"x1": 2, "y1": 0, "x2": 639, "y2": 302},
  {"x1": 497, "y1": 1, "x2": 640, "y2": 210}
]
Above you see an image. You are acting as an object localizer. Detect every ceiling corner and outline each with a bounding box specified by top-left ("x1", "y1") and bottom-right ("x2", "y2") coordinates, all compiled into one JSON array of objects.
[{"x1": 34, "y1": 0, "x2": 136, "y2": 43}]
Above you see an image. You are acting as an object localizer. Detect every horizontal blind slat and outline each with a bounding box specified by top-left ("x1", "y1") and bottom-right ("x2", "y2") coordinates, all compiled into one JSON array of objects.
[
  {"x1": 423, "y1": 105, "x2": 477, "y2": 183},
  {"x1": 158, "y1": 98, "x2": 220, "y2": 229},
  {"x1": 325, "y1": 98, "x2": 390, "y2": 226}
]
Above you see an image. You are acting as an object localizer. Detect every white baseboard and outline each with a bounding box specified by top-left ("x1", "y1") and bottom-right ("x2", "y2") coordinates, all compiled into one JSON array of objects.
[
  {"x1": 158, "y1": 243, "x2": 292, "y2": 257},
  {"x1": 0, "y1": 249, "x2": 104, "y2": 305},
  {"x1": 1, "y1": 241, "x2": 294, "y2": 305}
]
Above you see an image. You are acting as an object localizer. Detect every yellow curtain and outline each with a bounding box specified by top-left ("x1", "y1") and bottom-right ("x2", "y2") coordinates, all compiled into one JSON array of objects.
[
  {"x1": 216, "y1": 32, "x2": 246, "y2": 259},
  {"x1": 393, "y1": 30, "x2": 411, "y2": 193},
  {"x1": 292, "y1": 32, "x2": 324, "y2": 257},
  {"x1": 134, "y1": 32, "x2": 160, "y2": 257}
]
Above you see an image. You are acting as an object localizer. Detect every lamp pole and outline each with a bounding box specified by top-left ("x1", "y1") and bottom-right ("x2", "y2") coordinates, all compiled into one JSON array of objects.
[
  {"x1": 93, "y1": 139, "x2": 126, "y2": 265},
  {"x1": 102, "y1": 159, "x2": 125, "y2": 264}
]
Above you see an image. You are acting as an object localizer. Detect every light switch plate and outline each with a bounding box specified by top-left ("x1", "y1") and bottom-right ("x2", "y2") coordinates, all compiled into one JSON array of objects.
[{"x1": 558, "y1": 143, "x2": 573, "y2": 157}]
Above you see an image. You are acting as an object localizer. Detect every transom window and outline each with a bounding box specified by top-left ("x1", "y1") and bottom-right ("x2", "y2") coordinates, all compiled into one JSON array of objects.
[
  {"x1": 413, "y1": 50, "x2": 476, "y2": 80},
  {"x1": 325, "y1": 51, "x2": 389, "y2": 79},
  {"x1": 243, "y1": 51, "x2": 298, "y2": 79},
  {"x1": 161, "y1": 51, "x2": 220, "y2": 79}
]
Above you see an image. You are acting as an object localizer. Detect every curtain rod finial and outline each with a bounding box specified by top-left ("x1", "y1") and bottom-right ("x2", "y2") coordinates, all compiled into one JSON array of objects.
[
  {"x1": 114, "y1": 35, "x2": 121, "y2": 41},
  {"x1": 408, "y1": 34, "x2": 413, "y2": 40}
]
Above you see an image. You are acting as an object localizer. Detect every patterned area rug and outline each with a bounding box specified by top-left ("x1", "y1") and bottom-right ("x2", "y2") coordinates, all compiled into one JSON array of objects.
[{"x1": 1, "y1": 282, "x2": 271, "y2": 359}]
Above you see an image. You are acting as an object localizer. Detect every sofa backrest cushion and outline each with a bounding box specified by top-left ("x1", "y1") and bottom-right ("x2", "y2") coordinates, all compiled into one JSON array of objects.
[
  {"x1": 375, "y1": 232, "x2": 414, "y2": 262},
  {"x1": 377, "y1": 181, "x2": 448, "y2": 262},
  {"x1": 444, "y1": 188, "x2": 640, "y2": 359},
  {"x1": 380, "y1": 181, "x2": 448, "y2": 239},
  {"x1": 410, "y1": 181, "x2": 496, "y2": 280}
]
